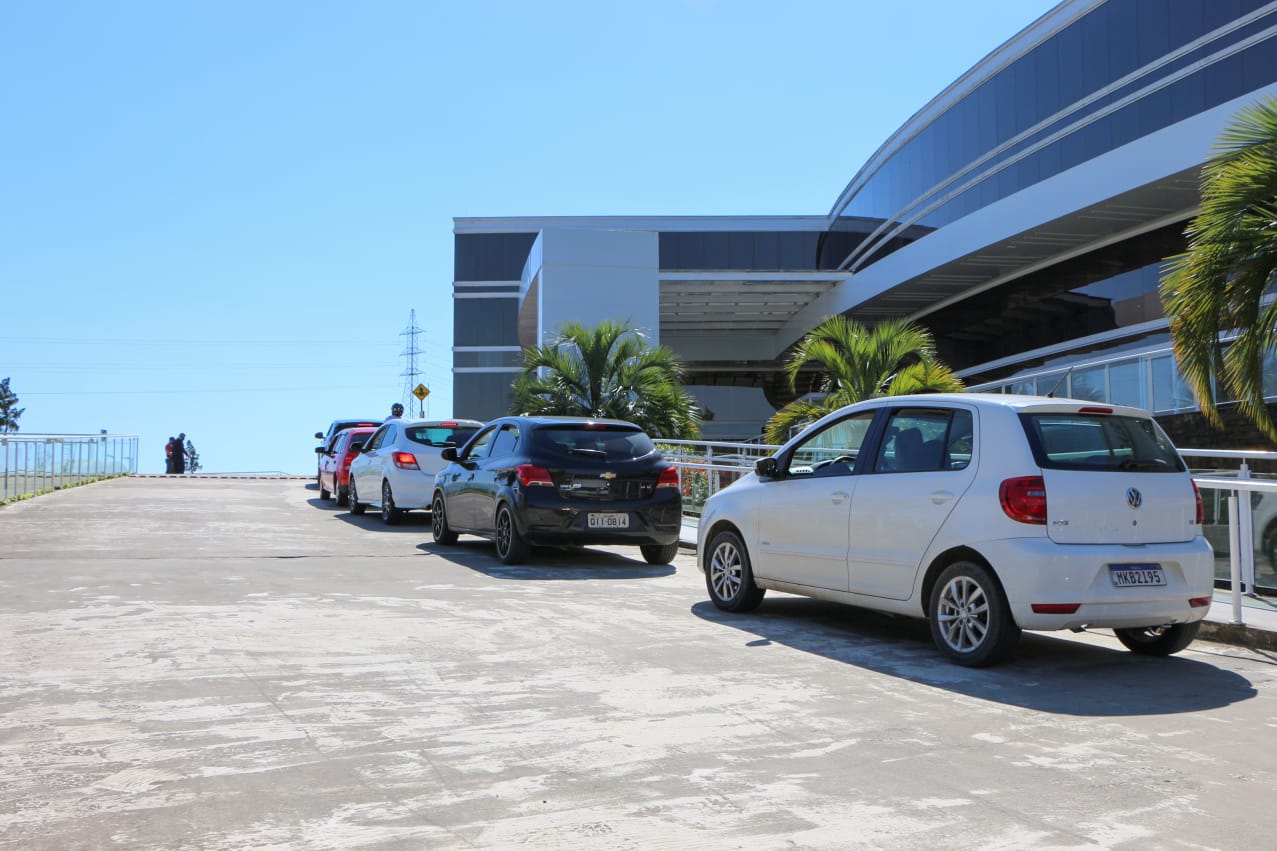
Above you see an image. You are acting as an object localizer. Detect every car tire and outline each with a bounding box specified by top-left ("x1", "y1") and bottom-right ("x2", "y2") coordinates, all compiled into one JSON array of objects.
[
  {"x1": 1113, "y1": 622, "x2": 1201, "y2": 656},
  {"x1": 432, "y1": 492, "x2": 458, "y2": 545},
  {"x1": 335, "y1": 484, "x2": 348, "y2": 507},
  {"x1": 494, "y1": 504, "x2": 529, "y2": 565},
  {"x1": 928, "y1": 561, "x2": 1021, "y2": 667},
  {"x1": 640, "y1": 542, "x2": 679, "y2": 565},
  {"x1": 349, "y1": 477, "x2": 366, "y2": 515},
  {"x1": 704, "y1": 530, "x2": 765, "y2": 612},
  {"x1": 381, "y1": 481, "x2": 403, "y2": 525}
]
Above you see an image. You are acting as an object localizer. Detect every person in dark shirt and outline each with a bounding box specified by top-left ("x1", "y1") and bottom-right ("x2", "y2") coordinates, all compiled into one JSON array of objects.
[{"x1": 171, "y1": 432, "x2": 188, "y2": 474}]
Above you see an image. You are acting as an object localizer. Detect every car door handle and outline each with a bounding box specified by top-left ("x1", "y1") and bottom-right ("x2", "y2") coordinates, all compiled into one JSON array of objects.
[
  {"x1": 930, "y1": 490, "x2": 955, "y2": 504},
  {"x1": 831, "y1": 490, "x2": 850, "y2": 504}
]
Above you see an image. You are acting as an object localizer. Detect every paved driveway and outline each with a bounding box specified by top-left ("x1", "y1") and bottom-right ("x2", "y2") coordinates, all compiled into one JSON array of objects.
[{"x1": 2, "y1": 477, "x2": 1276, "y2": 849}]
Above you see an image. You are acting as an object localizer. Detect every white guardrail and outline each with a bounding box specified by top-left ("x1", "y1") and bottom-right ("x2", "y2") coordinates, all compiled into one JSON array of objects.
[
  {"x1": 659, "y1": 440, "x2": 1277, "y2": 625},
  {"x1": 1, "y1": 433, "x2": 139, "y2": 502}
]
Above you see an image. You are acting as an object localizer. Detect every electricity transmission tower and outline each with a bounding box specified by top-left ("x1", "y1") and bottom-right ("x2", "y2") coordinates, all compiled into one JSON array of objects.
[{"x1": 400, "y1": 310, "x2": 428, "y2": 417}]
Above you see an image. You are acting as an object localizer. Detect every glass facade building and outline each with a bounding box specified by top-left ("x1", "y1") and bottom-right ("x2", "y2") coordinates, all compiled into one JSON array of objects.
[{"x1": 454, "y1": 0, "x2": 1277, "y2": 443}]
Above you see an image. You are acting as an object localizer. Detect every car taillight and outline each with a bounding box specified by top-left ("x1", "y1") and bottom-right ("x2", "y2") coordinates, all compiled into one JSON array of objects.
[
  {"x1": 656, "y1": 467, "x2": 679, "y2": 489},
  {"x1": 1192, "y1": 480, "x2": 1203, "y2": 524},
  {"x1": 1000, "y1": 476, "x2": 1047, "y2": 524},
  {"x1": 392, "y1": 452, "x2": 420, "y2": 470},
  {"x1": 516, "y1": 464, "x2": 555, "y2": 487}
]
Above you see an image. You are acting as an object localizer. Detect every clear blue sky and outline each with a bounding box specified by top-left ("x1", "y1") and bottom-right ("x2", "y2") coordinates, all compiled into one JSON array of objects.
[{"x1": 1, "y1": 0, "x2": 1059, "y2": 475}]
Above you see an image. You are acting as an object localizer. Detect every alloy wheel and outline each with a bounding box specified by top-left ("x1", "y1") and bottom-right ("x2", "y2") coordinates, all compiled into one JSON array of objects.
[{"x1": 935, "y1": 575, "x2": 990, "y2": 653}]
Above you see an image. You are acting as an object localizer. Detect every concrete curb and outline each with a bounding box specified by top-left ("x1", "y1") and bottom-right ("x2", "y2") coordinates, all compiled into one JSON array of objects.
[{"x1": 1200, "y1": 620, "x2": 1277, "y2": 652}]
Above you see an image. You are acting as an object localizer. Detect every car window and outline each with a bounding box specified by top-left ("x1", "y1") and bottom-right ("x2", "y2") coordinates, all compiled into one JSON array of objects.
[
  {"x1": 463, "y1": 426, "x2": 498, "y2": 460},
  {"x1": 365, "y1": 427, "x2": 388, "y2": 452},
  {"x1": 875, "y1": 408, "x2": 973, "y2": 473},
  {"x1": 333, "y1": 433, "x2": 349, "y2": 453},
  {"x1": 405, "y1": 425, "x2": 480, "y2": 448},
  {"x1": 787, "y1": 411, "x2": 875, "y2": 477},
  {"x1": 1021, "y1": 412, "x2": 1185, "y2": 472},
  {"x1": 345, "y1": 432, "x2": 372, "y2": 454},
  {"x1": 489, "y1": 425, "x2": 521, "y2": 458},
  {"x1": 537, "y1": 426, "x2": 655, "y2": 460}
]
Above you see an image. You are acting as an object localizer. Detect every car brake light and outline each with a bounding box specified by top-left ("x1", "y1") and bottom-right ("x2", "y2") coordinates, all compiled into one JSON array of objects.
[
  {"x1": 1191, "y1": 480, "x2": 1203, "y2": 524},
  {"x1": 1078, "y1": 406, "x2": 1113, "y2": 415},
  {"x1": 516, "y1": 464, "x2": 555, "y2": 487},
  {"x1": 656, "y1": 467, "x2": 679, "y2": 489},
  {"x1": 1189, "y1": 596, "x2": 1212, "y2": 608},
  {"x1": 1031, "y1": 603, "x2": 1080, "y2": 614},
  {"x1": 392, "y1": 452, "x2": 420, "y2": 470},
  {"x1": 441, "y1": 421, "x2": 458, "y2": 427},
  {"x1": 1000, "y1": 476, "x2": 1047, "y2": 524}
]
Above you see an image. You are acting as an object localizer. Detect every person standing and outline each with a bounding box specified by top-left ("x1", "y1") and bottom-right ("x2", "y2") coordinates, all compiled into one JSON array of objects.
[
  {"x1": 171, "y1": 432, "x2": 188, "y2": 474},
  {"x1": 384, "y1": 402, "x2": 404, "y2": 422},
  {"x1": 165, "y1": 437, "x2": 176, "y2": 474}
]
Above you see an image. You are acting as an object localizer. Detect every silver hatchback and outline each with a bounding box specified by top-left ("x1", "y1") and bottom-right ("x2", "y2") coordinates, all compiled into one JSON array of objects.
[{"x1": 698, "y1": 394, "x2": 1215, "y2": 666}]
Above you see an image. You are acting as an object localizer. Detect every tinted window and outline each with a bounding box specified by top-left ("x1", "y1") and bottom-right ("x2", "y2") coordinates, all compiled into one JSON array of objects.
[
  {"x1": 406, "y1": 425, "x2": 480, "y2": 448},
  {"x1": 489, "y1": 425, "x2": 521, "y2": 458},
  {"x1": 536, "y1": 426, "x2": 655, "y2": 461},
  {"x1": 463, "y1": 426, "x2": 498, "y2": 460},
  {"x1": 455, "y1": 299, "x2": 518, "y2": 346},
  {"x1": 875, "y1": 408, "x2": 973, "y2": 473},
  {"x1": 1020, "y1": 413, "x2": 1185, "y2": 471}
]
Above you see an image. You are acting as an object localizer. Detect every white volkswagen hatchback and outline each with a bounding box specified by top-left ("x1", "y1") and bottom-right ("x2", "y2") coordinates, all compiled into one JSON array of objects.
[
  {"x1": 349, "y1": 418, "x2": 483, "y2": 524},
  {"x1": 698, "y1": 394, "x2": 1214, "y2": 667}
]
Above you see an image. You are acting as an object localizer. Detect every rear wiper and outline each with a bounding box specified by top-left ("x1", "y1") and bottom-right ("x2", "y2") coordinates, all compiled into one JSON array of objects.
[{"x1": 566, "y1": 448, "x2": 607, "y2": 458}]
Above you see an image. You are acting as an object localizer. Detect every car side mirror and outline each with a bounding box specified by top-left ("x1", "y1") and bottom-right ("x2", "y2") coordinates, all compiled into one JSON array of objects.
[
  {"x1": 755, "y1": 457, "x2": 778, "y2": 479},
  {"x1": 314, "y1": 432, "x2": 324, "y2": 440},
  {"x1": 349, "y1": 442, "x2": 364, "y2": 453},
  {"x1": 314, "y1": 446, "x2": 327, "y2": 455},
  {"x1": 441, "y1": 447, "x2": 457, "y2": 462}
]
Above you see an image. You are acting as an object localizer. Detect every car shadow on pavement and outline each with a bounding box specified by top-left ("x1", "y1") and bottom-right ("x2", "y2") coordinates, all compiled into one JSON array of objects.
[
  {"x1": 419, "y1": 539, "x2": 677, "y2": 580},
  {"x1": 690, "y1": 597, "x2": 1257, "y2": 716},
  {"x1": 329, "y1": 509, "x2": 435, "y2": 531}
]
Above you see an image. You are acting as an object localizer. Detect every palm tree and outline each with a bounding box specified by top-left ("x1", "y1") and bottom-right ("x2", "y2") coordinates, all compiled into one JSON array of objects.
[
  {"x1": 509, "y1": 319, "x2": 701, "y2": 439},
  {"x1": 1161, "y1": 96, "x2": 1277, "y2": 440},
  {"x1": 764, "y1": 316, "x2": 964, "y2": 443}
]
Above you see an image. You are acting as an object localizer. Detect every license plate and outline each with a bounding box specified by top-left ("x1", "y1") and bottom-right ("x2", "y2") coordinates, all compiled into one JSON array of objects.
[
  {"x1": 588, "y1": 513, "x2": 629, "y2": 529},
  {"x1": 1109, "y1": 564, "x2": 1166, "y2": 587}
]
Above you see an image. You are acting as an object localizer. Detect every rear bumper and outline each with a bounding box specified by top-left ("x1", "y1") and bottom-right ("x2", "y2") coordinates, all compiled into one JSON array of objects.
[
  {"x1": 517, "y1": 490, "x2": 682, "y2": 547},
  {"x1": 981, "y1": 536, "x2": 1216, "y2": 630}
]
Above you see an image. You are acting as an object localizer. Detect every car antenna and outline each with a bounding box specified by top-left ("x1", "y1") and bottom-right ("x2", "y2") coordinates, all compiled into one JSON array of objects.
[{"x1": 1045, "y1": 367, "x2": 1073, "y2": 398}]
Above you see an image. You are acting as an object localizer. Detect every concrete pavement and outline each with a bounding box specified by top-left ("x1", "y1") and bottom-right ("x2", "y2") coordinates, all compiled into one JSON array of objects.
[{"x1": 3, "y1": 476, "x2": 1277, "y2": 849}]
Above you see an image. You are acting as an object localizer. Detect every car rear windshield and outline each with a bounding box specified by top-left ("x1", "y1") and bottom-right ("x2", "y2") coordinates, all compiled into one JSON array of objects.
[
  {"x1": 536, "y1": 426, "x2": 656, "y2": 461},
  {"x1": 1020, "y1": 412, "x2": 1186, "y2": 472},
  {"x1": 406, "y1": 425, "x2": 479, "y2": 448}
]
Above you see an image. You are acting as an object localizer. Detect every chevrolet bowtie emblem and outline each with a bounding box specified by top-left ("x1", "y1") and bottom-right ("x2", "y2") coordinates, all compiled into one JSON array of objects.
[{"x1": 601, "y1": 472, "x2": 616, "y2": 480}]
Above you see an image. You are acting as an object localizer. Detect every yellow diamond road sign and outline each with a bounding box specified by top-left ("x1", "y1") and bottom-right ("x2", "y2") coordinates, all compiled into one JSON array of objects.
[{"x1": 413, "y1": 384, "x2": 430, "y2": 401}]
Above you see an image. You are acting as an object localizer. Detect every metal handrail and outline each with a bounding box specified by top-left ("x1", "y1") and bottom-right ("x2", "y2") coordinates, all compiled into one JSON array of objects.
[{"x1": 1, "y1": 433, "x2": 139, "y2": 502}]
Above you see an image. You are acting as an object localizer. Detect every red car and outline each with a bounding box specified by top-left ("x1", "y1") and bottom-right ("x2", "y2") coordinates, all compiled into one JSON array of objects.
[{"x1": 318, "y1": 427, "x2": 378, "y2": 506}]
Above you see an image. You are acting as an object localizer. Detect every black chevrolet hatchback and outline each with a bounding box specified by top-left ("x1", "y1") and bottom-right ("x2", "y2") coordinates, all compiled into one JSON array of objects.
[{"x1": 430, "y1": 415, "x2": 682, "y2": 565}]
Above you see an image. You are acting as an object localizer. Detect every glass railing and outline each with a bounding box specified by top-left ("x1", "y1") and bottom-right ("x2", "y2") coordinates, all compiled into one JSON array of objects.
[{"x1": 1, "y1": 433, "x2": 139, "y2": 503}]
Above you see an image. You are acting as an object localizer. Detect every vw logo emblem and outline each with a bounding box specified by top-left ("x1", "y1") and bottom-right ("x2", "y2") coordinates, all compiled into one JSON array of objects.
[{"x1": 1126, "y1": 487, "x2": 1142, "y2": 509}]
